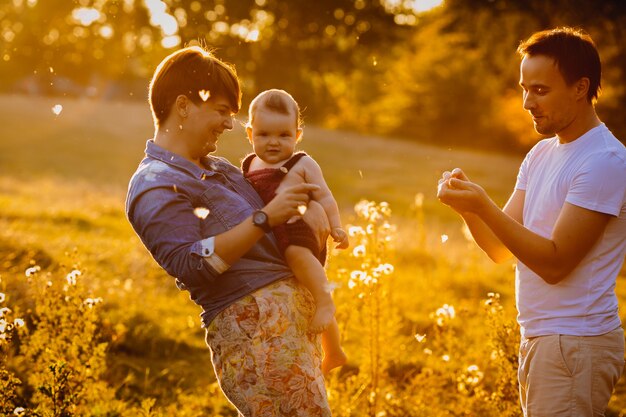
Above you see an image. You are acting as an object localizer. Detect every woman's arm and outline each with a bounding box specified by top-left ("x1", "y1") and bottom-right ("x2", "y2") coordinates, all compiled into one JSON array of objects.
[
  {"x1": 215, "y1": 182, "x2": 320, "y2": 264},
  {"x1": 130, "y1": 182, "x2": 319, "y2": 284}
]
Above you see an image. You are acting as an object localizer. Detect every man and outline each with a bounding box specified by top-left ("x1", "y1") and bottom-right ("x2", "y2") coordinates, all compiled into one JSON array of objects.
[{"x1": 437, "y1": 27, "x2": 626, "y2": 416}]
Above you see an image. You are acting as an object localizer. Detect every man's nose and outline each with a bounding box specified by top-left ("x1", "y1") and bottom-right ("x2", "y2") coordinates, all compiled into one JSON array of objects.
[{"x1": 523, "y1": 92, "x2": 534, "y2": 111}]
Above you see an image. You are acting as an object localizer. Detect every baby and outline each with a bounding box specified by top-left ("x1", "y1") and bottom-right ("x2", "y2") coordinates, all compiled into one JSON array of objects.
[{"x1": 242, "y1": 89, "x2": 348, "y2": 373}]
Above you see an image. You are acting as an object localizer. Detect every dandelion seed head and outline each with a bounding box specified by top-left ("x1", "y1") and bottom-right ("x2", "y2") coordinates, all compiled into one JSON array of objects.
[
  {"x1": 66, "y1": 269, "x2": 81, "y2": 285},
  {"x1": 198, "y1": 89, "x2": 211, "y2": 101},
  {"x1": 83, "y1": 297, "x2": 103, "y2": 308},
  {"x1": 194, "y1": 207, "x2": 210, "y2": 219},
  {"x1": 25, "y1": 265, "x2": 41, "y2": 277},
  {"x1": 350, "y1": 270, "x2": 365, "y2": 280},
  {"x1": 348, "y1": 225, "x2": 365, "y2": 237},
  {"x1": 352, "y1": 245, "x2": 366, "y2": 257}
]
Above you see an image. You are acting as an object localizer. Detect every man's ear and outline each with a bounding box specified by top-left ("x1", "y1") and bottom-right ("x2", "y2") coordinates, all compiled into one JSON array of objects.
[
  {"x1": 246, "y1": 126, "x2": 253, "y2": 144},
  {"x1": 575, "y1": 77, "x2": 590, "y2": 101},
  {"x1": 174, "y1": 94, "x2": 190, "y2": 118},
  {"x1": 296, "y1": 128, "x2": 303, "y2": 143}
]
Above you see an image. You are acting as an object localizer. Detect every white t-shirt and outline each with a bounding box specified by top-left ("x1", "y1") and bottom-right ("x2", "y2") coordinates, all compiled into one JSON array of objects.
[{"x1": 515, "y1": 123, "x2": 626, "y2": 338}]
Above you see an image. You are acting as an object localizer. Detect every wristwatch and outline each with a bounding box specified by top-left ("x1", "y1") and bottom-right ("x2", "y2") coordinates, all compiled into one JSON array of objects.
[{"x1": 252, "y1": 210, "x2": 272, "y2": 233}]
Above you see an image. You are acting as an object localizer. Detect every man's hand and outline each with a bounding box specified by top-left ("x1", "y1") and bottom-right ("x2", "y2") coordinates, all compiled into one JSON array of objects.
[{"x1": 437, "y1": 168, "x2": 487, "y2": 215}]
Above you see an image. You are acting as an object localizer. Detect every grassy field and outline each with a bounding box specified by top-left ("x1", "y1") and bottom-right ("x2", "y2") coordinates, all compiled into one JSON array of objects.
[{"x1": 1, "y1": 94, "x2": 624, "y2": 416}]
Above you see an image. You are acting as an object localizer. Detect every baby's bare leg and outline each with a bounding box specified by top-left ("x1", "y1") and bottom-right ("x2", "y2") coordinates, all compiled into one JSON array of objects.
[
  {"x1": 284, "y1": 245, "x2": 347, "y2": 373},
  {"x1": 285, "y1": 245, "x2": 335, "y2": 332},
  {"x1": 322, "y1": 320, "x2": 347, "y2": 374}
]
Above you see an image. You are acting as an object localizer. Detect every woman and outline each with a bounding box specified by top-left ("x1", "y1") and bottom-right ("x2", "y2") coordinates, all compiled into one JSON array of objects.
[{"x1": 125, "y1": 46, "x2": 332, "y2": 416}]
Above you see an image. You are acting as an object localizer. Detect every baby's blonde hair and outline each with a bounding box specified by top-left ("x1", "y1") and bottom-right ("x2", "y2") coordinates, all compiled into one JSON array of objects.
[{"x1": 247, "y1": 89, "x2": 302, "y2": 129}]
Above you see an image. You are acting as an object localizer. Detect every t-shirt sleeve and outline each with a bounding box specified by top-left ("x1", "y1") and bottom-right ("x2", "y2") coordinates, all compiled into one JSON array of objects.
[
  {"x1": 515, "y1": 142, "x2": 542, "y2": 191},
  {"x1": 566, "y1": 151, "x2": 626, "y2": 216}
]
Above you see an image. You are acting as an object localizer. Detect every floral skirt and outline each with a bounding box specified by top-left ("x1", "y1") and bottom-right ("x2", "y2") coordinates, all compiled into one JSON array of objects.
[{"x1": 205, "y1": 278, "x2": 331, "y2": 417}]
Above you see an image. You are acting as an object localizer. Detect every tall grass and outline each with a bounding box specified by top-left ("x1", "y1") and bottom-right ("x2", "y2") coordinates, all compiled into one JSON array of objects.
[{"x1": 1, "y1": 95, "x2": 624, "y2": 415}]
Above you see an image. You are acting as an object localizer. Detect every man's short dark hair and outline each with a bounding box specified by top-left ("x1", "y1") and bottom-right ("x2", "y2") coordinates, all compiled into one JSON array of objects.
[{"x1": 518, "y1": 27, "x2": 601, "y2": 103}]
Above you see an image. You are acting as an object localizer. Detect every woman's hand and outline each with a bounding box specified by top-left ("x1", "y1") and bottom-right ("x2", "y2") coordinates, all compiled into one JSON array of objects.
[{"x1": 264, "y1": 183, "x2": 320, "y2": 227}]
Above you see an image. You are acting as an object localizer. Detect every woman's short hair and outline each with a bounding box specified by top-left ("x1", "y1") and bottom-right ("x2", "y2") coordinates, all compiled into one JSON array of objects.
[
  {"x1": 518, "y1": 27, "x2": 601, "y2": 103},
  {"x1": 149, "y1": 46, "x2": 241, "y2": 127}
]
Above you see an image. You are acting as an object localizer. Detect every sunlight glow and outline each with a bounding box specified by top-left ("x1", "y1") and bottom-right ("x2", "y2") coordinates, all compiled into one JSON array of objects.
[
  {"x1": 410, "y1": 0, "x2": 444, "y2": 12},
  {"x1": 246, "y1": 29, "x2": 260, "y2": 42},
  {"x1": 72, "y1": 7, "x2": 101, "y2": 26},
  {"x1": 51, "y1": 104, "x2": 63, "y2": 115},
  {"x1": 161, "y1": 35, "x2": 181, "y2": 48},
  {"x1": 99, "y1": 25, "x2": 114, "y2": 39},
  {"x1": 382, "y1": 0, "x2": 443, "y2": 17},
  {"x1": 144, "y1": 0, "x2": 179, "y2": 37}
]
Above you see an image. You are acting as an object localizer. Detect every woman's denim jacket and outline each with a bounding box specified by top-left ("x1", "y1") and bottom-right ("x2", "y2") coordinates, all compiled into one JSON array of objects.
[{"x1": 126, "y1": 140, "x2": 293, "y2": 327}]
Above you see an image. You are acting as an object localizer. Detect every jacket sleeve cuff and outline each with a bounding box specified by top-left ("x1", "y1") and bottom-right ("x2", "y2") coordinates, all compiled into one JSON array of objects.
[{"x1": 190, "y1": 237, "x2": 230, "y2": 274}]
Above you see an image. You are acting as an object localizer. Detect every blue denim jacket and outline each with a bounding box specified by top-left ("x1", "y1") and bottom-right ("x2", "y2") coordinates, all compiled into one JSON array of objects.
[{"x1": 126, "y1": 140, "x2": 293, "y2": 327}]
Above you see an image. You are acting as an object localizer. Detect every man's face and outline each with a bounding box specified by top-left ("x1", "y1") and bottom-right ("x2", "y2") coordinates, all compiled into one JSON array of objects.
[{"x1": 519, "y1": 55, "x2": 579, "y2": 138}]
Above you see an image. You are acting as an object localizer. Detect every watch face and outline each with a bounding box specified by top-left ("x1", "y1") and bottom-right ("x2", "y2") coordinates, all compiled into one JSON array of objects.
[{"x1": 253, "y1": 211, "x2": 270, "y2": 231}]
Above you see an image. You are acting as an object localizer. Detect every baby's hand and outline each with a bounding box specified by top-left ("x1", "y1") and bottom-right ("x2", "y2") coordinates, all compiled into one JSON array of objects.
[{"x1": 331, "y1": 227, "x2": 349, "y2": 249}]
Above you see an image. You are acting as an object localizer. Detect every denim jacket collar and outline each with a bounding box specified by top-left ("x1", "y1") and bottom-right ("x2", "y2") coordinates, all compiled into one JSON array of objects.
[{"x1": 145, "y1": 139, "x2": 221, "y2": 179}]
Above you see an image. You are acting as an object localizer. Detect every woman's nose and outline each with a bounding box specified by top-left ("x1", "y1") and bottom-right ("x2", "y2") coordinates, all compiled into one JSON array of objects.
[{"x1": 224, "y1": 115, "x2": 233, "y2": 130}]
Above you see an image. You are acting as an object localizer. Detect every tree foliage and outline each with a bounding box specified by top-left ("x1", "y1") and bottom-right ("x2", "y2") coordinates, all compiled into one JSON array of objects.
[{"x1": 1, "y1": 0, "x2": 624, "y2": 149}]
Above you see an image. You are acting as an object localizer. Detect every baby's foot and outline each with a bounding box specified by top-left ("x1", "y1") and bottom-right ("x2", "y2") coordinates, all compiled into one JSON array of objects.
[
  {"x1": 322, "y1": 350, "x2": 348, "y2": 374},
  {"x1": 310, "y1": 303, "x2": 336, "y2": 333}
]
